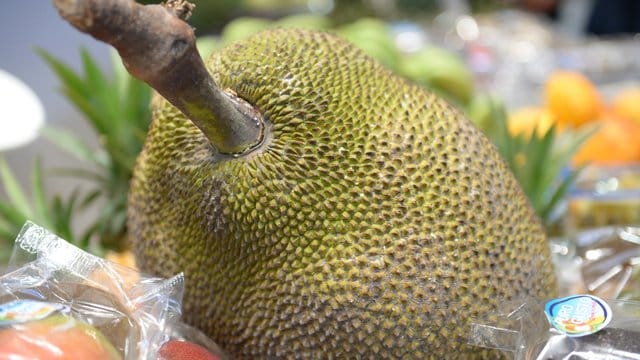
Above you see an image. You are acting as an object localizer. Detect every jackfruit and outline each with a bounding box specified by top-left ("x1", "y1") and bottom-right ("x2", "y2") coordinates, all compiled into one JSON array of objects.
[{"x1": 128, "y1": 28, "x2": 556, "y2": 359}]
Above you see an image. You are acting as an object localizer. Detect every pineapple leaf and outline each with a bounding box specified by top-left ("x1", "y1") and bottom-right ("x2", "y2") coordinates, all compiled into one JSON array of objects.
[
  {"x1": 523, "y1": 125, "x2": 555, "y2": 212},
  {"x1": 0, "y1": 220, "x2": 14, "y2": 241},
  {"x1": 39, "y1": 48, "x2": 152, "y2": 251},
  {"x1": 480, "y1": 96, "x2": 592, "y2": 227},
  {"x1": 0, "y1": 157, "x2": 32, "y2": 219},
  {"x1": 79, "y1": 189, "x2": 102, "y2": 209},
  {"x1": 36, "y1": 48, "x2": 88, "y2": 99},
  {"x1": 31, "y1": 158, "x2": 50, "y2": 229},
  {"x1": 41, "y1": 127, "x2": 104, "y2": 166},
  {"x1": 79, "y1": 48, "x2": 115, "y2": 135},
  {"x1": 540, "y1": 165, "x2": 583, "y2": 222},
  {"x1": 0, "y1": 201, "x2": 27, "y2": 230},
  {"x1": 48, "y1": 167, "x2": 109, "y2": 184},
  {"x1": 111, "y1": 49, "x2": 130, "y2": 100}
]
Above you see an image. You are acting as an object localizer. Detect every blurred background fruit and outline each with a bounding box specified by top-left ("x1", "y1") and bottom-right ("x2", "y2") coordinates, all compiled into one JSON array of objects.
[
  {"x1": 572, "y1": 114, "x2": 640, "y2": 166},
  {"x1": 544, "y1": 70, "x2": 603, "y2": 128},
  {"x1": 220, "y1": 17, "x2": 272, "y2": 45},
  {"x1": 466, "y1": 93, "x2": 496, "y2": 134},
  {"x1": 507, "y1": 106, "x2": 555, "y2": 138},
  {"x1": 398, "y1": 45, "x2": 474, "y2": 103},
  {"x1": 337, "y1": 17, "x2": 400, "y2": 70},
  {"x1": 275, "y1": 13, "x2": 333, "y2": 30},
  {"x1": 508, "y1": 70, "x2": 640, "y2": 167},
  {"x1": 612, "y1": 87, "x2": 640, "y2": 125}
]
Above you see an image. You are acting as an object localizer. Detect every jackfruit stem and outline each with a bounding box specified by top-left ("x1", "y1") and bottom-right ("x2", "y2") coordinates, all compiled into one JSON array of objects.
[{"x1": 52, "y1": 0, "x2": 264, "y2": 155}]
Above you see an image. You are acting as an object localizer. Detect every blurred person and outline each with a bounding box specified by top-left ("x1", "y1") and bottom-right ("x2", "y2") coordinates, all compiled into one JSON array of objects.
[
  {"x1": 586, "y1": 0, "x2": 640, "y2": 35},
  {"x1": 521, "y1": 0, "x2": 640, "y2": 35}
]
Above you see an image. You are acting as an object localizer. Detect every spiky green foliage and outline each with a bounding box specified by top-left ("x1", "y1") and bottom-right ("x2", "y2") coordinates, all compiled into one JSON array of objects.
[
  {"x1": 0, "y1": 156, "x2": 92, "y2": 262},
  {"x1": 483, "y1": 99, "x2": 594, "y2": 227},
  {"x1": 37, "y1": 48, "x2": 151, "y2": 250}
]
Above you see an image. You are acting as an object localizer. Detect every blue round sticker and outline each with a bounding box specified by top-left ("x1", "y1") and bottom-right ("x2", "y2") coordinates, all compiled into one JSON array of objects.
[{"x1": 544, "y1": 294, "x2": 612, "y2": 337}]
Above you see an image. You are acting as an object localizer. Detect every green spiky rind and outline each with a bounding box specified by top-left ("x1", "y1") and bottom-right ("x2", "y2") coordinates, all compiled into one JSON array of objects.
[{"x1": 129, "y1": 29, "x2": 556, "y2": 359}]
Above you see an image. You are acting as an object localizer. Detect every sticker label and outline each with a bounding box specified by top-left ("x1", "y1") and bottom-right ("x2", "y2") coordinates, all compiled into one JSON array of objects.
[
  {"x1": 544, "y1": 294, "x2": 611, "y2": 337},
  {"x1": 0, "y1": 300, "x2": 67, "y2": 326}
]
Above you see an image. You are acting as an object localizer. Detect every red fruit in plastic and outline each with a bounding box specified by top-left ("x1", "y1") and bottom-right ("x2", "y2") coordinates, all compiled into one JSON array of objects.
[{"x1": 158, "y1": 340, "x2": 221, "y2": 360}]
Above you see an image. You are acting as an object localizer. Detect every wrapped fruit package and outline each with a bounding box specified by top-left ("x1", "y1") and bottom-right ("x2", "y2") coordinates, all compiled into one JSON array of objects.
[
  {"x1": 0, "y1": 222, "x2": 185, "y2": 359},
  {"x1": 469, "y1": 295, "x2": 640, "y2": 359}
]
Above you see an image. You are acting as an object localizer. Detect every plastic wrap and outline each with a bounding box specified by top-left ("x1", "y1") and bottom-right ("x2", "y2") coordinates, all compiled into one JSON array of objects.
[
  {"x1": 469, "y1": 295, "x2": 640, "y2": 359},
  {"x1": 577, "y1": 226, "x2": 640, "y2": 300},
  {"x1": 0, "y1": 221, "x2": 184, "y2": 359},
  {"x1": 552, "y1": 226, "x2": 640, "y2": 300}
]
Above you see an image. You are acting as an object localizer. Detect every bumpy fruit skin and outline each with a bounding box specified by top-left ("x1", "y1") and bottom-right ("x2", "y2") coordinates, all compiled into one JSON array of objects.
[{"x1": 129, "y1": 29, "x2": 556, "y2": 359}]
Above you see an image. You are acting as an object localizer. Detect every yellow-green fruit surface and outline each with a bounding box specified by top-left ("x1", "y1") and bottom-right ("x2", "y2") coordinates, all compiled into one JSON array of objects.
[{"x1": 128, "y1": 29, "x2": 556, "y2": 359}]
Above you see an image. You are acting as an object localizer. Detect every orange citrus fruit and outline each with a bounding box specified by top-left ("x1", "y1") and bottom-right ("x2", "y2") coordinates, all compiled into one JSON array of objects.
[
  {"x1": 612, "y1": 87, "x2": 640, "y2": 124},
  {"x1": 544, "y1": 71, "x2": 603, "y2": 128},
  {"x1": 507, "y1": 107, "x2": 556, "y2": 137},
  {"x1": 572, "y1": 113, "x2": 640, "y2": 166}
]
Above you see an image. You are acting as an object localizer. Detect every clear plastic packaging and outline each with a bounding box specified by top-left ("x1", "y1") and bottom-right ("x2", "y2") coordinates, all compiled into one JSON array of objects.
[
  {"x1": 0, "y1": 299, "x2": 123, "y2": 359},
  {"x1": 468, "y1": 295, "x2": 640, "y2": 359},
  {"x1": 576, "y1": 226, "x2": 640, "y2": 300},
  {"x1": 551, "y1": 226, "x2": 640, "y2": 300},
  {"x1": 0, "y1": 221, "x2": 185, "y2": 359}
]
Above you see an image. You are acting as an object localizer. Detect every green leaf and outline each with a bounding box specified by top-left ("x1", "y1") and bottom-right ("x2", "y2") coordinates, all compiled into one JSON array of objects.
[
  {"x1": 489, "y1": 102, "x2": 517, "y2": 170},
  {"x1": 554, "y1": 124, "x2": 599, "y2": 170},
  {"x1": 63, "y1": 87, "x2": 109, "y2": 132},
  {"x1": 36, "y1": 48, "x2": 88, "y2": 99},
  {"x1": 30, "y1": 157, "x2": 50, "y2": 228},
  {"x1": 0, "y1": 201, "x2": 27, "y2": 228},
  {"x1": 41, "y1": 127, "x2": 102, "y2": 166},
  {"x1": 80, "y1": 48, "x2": 109, "y2": 97},
  {"x1": 0, "y1": 157, "x2": 32, "y2": 219},
  {"x1": 540, "y1": 167, "x2": 583, "y2": 222},
  {"x1": 48, "y1": 167, "x2": 108, "y2": 184},
  {"x1": 111, "y1": 49, "x2": 130, "y2": 98},
  {"x1": 106, "y1": 143, "x2": 137, "y2": 172},
  {"x1": 80, "y1": 48, "x2": 118, "y2": 135},
  {"x1": 79, "y1": 189, "x2": 102, "y2": 209},
  {"x1": 0, "y1": 231, "x2": 15, "y2": 264},
  {"x1": 39, "y1": 49, "x2": 111, "y2": 138},
  {"x1": 122, "y1": 79, "x2": 152, "y2": 147},
  {"x1": 79, "y1": 225, "x2": 98, "y2": 252},
  {"x1": 477, "y1": 94, "x2": 595, "y2": 227},
  {"x1": 50, "y1": 191, "x2": 78, "y2": 244},
  {"x1": 0, "y1": 222, "x2": 18, "y2": 242},
  {"x1": 0, "y1": 216, "x2": 17, "y2": 240},
  {"x1": 38, "y1": 47, "x2": 150, "y2": 252},
  {"x1": 525, "y1": 126, "x2": 555, "y2": 212}
]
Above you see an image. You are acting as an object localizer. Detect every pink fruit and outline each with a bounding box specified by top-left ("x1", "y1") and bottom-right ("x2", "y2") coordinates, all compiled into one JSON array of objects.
[
  {"x1": 158, "y1": 340, "x2": 221, "y2": 360},
  {"x1": 0, "y1": 314, "x2": 121, "y2": 359}
]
